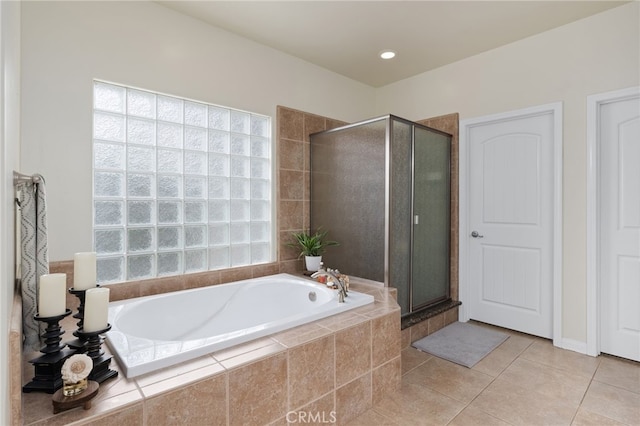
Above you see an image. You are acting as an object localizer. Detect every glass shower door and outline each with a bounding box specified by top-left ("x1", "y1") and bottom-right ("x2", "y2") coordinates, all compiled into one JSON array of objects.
[{"x1": 411, "y1": 127, "x2": 451, "y2": 309}]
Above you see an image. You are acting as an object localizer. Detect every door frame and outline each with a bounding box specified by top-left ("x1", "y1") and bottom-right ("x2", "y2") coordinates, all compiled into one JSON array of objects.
[
  {"x1": 459, "y1": 102, "x2": 563, "y2": 348},
  {"x1": 586, "y1": 86, "x2": 640, "y2": 357}
]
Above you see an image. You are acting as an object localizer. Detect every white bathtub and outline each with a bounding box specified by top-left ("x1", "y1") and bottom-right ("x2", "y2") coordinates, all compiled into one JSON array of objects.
[{"x1": 106, "y1": 273, "x2": 375, "y2": 377}]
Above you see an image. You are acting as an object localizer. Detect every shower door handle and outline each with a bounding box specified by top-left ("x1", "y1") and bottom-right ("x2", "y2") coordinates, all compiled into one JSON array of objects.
[{"x1": 471, "y1": 231, "x2": 484, "y2": 238}]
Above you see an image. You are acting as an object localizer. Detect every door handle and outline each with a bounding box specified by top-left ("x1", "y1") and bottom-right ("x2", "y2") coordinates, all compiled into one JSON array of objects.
[{"x1": 471, "y1": 231, "x2": 484, "y2": 238}]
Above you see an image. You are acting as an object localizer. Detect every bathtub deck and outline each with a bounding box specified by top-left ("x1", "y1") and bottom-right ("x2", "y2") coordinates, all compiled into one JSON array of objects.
[{"x1": 18, "y1": 276, "x2": 400, "y2": 425}]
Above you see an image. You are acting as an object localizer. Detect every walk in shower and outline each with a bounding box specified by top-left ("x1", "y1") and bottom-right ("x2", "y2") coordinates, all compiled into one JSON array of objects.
[{"x1": 310, "y1": 115, "x2": 451, "y2": 316}]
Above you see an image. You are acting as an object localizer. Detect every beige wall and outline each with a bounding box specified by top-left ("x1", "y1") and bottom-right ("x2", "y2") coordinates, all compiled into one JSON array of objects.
[
  {"x1": 1, "y1": 0, "x2": 21, "y2": 422},
  {"x1": 19, "y1": 1, "x2": 377, "y2": 261},
  {"x1": 375, "y1": 2, "x2": 640, "y2": 342}
]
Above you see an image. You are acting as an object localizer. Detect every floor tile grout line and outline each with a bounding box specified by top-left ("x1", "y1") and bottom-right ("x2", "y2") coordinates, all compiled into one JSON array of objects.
[
  {"x1": 444, "y1": 403, "x2": 517, "y2": 426},
  {"x1": 517, "y1": 349, "x2": 602, "y2": 382},
  {"x1": 398, "y1": 381, "x2": 467, "y2": 425},
  {"x1": 399, "y1": 354, "x2": 498, "y2": 423},
  {"x1": 368, "y1": 406, "x2": 402, "y2": 425},
  {"x1": 438, "y1": 358, "x2": 516, "y2": 426},
  {"x1": 570, "y1": 381, "x2": 631, "y2": 426},
  {"x1": 570, "y1": 374, "x2": 638, "y2": 426},
  {"x1": 452, "y1": 336, "x2": 535, "y2": 426},
  {"x1": 590, "y1": 377, "x2": 640, "y2": 395},
  {"x1": 510, "y1": 354, "x2": 598, "y2": 383},
  {"x1": 400, "y1": 348, "x2": 433, "y2": 376},
  {"x1": 491, "y1": 337, "x2": 607, "y2": 425},
  {"x1": 570, "y1": 377, "x2": 596, "y2": 425}
]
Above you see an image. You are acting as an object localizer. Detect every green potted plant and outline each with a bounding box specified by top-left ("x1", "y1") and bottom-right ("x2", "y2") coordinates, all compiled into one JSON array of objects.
[{"x1": 288, "y1": 228, "x2": 339, "y2": 271}]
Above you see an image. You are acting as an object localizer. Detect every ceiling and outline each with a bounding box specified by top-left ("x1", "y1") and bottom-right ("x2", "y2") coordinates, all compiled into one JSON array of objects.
[{"x1": 158, "y1": 1, "x2": 627, "y2": 87}]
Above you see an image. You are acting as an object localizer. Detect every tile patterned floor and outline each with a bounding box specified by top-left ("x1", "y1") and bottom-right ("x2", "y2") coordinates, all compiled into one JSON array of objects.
[{"x1": 347, "y1": 322, "x2": 640, "y2": 426}]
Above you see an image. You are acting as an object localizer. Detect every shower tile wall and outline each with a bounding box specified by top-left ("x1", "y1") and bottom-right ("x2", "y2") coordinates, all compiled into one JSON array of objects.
[{"x1": 276, "y1": 106, "x2": 348, "y2": 273}]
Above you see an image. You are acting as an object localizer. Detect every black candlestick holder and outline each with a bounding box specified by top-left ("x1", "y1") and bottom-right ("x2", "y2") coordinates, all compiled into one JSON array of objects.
[
  {"x1": 23, "y1": 309, "x2": 74, "y2": 394},
  {"x1": 67, "y1": 286, "x2": 99, "y2": 352},
  {"x1": 76, "y1": 324, "x2": 118, "y2": 383}
]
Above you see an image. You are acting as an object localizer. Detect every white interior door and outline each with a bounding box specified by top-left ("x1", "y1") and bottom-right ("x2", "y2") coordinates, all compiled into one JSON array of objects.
[
  {"x1": 466, "y1": 110, "x2": 556, "y2": 338},
  {"x1": 599, "y1": 95, "x2": 640, "y2": 362}
]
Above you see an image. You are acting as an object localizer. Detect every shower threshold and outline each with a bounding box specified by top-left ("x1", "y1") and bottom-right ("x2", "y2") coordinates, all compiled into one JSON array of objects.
[{"x1": 401, "y1": 299, "x2": 461, "y2": 330}]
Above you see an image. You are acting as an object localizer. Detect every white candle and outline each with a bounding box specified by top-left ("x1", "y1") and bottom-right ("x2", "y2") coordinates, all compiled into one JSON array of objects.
[
  {"x1": 74, "y1": 252, "x2": 97, "y2": 290},
  {"x1": 38, "y1": 273, "x2": 67, "y2": 317},
  {"x1": 83, "y1": 287, "x2": 110, "y2": 333}
]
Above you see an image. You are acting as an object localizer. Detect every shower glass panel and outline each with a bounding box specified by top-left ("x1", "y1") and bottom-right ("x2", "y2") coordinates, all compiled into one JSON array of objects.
[
  {"x1": 390, "y1": 119, "x2": 412, "y2": 314},
  {"x1": 310, "y1": 115, "x2": 451, "y2": 317},
  {"x1": 411, "y1": 127, "x2": 451, "y2": 309},
  {"x1": 310, "y1": 119, "x2": 387, "y2": 281}
]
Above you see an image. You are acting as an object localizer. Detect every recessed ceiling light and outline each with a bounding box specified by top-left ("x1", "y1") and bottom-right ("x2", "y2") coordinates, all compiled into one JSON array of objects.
[{"x1": 379, "y1": 50, "x2": 396, "y2": 60}]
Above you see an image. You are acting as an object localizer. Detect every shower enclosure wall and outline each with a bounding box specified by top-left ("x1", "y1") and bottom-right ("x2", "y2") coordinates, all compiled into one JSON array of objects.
[{"x1": 310, "y1": 115, "x2": 451, "y2": 316}]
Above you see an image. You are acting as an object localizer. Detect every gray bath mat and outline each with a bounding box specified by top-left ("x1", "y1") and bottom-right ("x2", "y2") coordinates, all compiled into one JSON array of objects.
[{"x1": 411, "y1": 321, "x2": 509, "y2": 368}]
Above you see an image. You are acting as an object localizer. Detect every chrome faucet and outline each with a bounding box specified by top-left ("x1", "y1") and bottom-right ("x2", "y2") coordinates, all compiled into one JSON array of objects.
[{"x1": 311, "y1": 268, "x2": 348, "y2": 303}]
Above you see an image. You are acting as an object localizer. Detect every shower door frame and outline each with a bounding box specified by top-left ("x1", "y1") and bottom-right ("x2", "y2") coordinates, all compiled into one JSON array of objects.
[
  {"x1": 310, "y1": 115, "x2": 391, "y2": 284},
  {"x1": 407, "y1": 122, "x2": 453, "y2": 313},
  {"x1": 389, "y1": 116, "x2": 453, "y2": 315}
]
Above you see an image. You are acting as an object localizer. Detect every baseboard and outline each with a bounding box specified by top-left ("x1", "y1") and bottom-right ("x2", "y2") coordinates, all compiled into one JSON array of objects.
[{"x1": 558, "y1": 338, "x2": 589, "y2": 355}]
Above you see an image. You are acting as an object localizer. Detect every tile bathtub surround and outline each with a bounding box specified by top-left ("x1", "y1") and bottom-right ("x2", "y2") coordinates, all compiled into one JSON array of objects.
[
  {"x1": 144, "y1": 374, "x2": 229, "y2": 426},
  {"x1": 287, "y1": 335, "x2": 335, "y2": 409},
  {"x1": 336, "y1": 372, "x2": 373, "y2": 424},
  {"x1": 372, "y1": 356, "x2": 402, "y2": 405},
  {"x1": 335, "y1": 321, "x2": 371, "y2": 387},
  {"x1": 18, "y1": 280, "x2": 401, "y2": 425},
  {"x1": 229, "y1": 353, "x2": 288, "y2": 425},
  {"x1": 372, "y1": 312, "x2": 401, "y2": 368}
]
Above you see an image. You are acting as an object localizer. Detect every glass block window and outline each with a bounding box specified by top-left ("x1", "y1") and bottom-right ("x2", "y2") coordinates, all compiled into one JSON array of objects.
[{"x1": 92, "y1": 81, "x2": 272, "y2": 283}]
